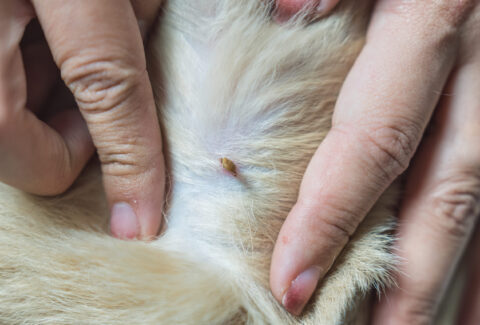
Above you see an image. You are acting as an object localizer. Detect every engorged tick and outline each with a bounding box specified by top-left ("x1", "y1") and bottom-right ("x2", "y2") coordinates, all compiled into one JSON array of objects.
[{"x1": 220, "y1": 157, "x2": 237, "y2": 177}]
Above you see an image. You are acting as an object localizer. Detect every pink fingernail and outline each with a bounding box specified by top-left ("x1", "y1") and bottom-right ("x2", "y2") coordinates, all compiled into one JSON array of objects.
[
  {"x1": 282, "y1": 266, "x2": 322, "y2": 315},
  {"x1": 316, "y1": 0, "x2": 338, "y2": 16},
  {"x1": 316, "y1": 1, "x2": 328, "y2": 13},
  {"x1": 110, "y1": 203, "x2": 140, "y2": 240}
]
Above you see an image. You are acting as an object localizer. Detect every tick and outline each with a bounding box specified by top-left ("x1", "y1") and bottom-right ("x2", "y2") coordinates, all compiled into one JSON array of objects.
[{"x1": 220, "y1": 157, "x2": 237, "y2": 177}]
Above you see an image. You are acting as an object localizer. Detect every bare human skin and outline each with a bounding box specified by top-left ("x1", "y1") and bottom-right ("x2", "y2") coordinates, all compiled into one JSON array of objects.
[
  {"x1": 2, "y1": 1, "x2": 479, "y2": 322},
  {"x1": 0, "y1": 0, "x2": 164, "y2": 240},
  {"x1": 271, "y1": 0, "x2": 480, "y2": 323}
]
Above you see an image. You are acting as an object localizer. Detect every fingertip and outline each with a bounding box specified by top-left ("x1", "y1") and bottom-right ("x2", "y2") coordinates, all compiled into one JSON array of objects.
[
  {"x1": 274, "y1": 0, "x2": 341, "y2": 22},
  {"x1": 104, "y1": 160, "x2": 165, "y2": 241},
  {"x1": 110, "y1": 202, "x2": 140, "y2": 240},
  {"x1": 276, "y1": 0, "x2": 311, "y2": 15},
  {"x1": 274, "y1": 0, "x2": 313, "y2": 23},
  {"x1": 110, "y1": 199, "x2": 163, "y2": 241},
  {"x1": 281, "y1": 266, "x2": 322, "y2": 315},
  {"x1": 109, "y1": 197, "x2": 164, "y2": 241},
  {"x1": 271, "y1": 255, "x2": 322, "y2": 316},
  {"x1": 269, "y1": 206, "x2": 326, "y2": 315},
  {"x1": 269, "y1": 174, "x2": 356, "y2": 314},
  {"x1": 136, "y1": 199, "x2": 164, "y2": 240},
  {"x1": 316, "y1": 0, "x2": 341, "y2": 16}
]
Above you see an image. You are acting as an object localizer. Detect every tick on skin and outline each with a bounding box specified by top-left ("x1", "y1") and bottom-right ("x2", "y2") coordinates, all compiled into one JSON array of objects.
[{"x1": 220, "y1": 157, "x2": 237, "y2": 176}]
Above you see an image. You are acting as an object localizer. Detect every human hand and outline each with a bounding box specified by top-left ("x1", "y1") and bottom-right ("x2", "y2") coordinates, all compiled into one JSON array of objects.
[
  {"x1": 271, "y1": 0, "x2": 480, "y2": 322},
  {"x1": 0, "y1": 0, "x2": 164, "y2": 240}
]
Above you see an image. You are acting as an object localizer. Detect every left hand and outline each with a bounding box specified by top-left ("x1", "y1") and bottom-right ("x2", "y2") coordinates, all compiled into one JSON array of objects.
[{"x1": 0, "y1": 0, "x2": 165, "y2": 240}]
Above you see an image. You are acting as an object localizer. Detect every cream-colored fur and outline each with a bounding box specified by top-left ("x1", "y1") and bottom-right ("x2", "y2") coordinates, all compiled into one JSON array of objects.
[{"x1": 0, "y1": 1, "x2": 402, "y2": 324}]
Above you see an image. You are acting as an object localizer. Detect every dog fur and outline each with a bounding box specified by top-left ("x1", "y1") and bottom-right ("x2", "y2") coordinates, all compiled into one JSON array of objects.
[{"x1": 0, "y1": 1, "x2": 403, "y2": 324}]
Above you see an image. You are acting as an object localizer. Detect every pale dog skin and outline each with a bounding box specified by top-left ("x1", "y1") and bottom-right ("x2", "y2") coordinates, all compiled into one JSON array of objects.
[{"x1": 0, "y1": 0, "x2": 402, "y2": 324}]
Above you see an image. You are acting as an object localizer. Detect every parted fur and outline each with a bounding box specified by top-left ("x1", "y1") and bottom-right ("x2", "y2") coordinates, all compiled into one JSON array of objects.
[{"x1": 0, "y1": 1, "x2": 401, "y2": 324}]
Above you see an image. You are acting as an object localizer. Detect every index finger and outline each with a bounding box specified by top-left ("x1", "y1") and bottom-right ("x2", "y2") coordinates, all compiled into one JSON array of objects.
[
  {"x1": 31, "y1": 0, "x2": 165, "y2": 239},
  {"x1": 270, "y1": 0, "x2": 475, "y2": 315}
]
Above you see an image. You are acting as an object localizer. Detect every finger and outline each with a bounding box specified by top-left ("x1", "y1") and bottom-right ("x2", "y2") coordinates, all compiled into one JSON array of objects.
[
  {"x1": 372, "y1": 49, "x2": 480, "y2": 323},
  {"x1": 0, "y1": 0, "x2": 93, "y2": 195},
  {"x1": 270, "y1": 0, "x2": 475, "y2": 315},
  {"x1": 0, "y1": 110, "x2": 94, "y2": 195},
  {"x1": 457, "y1": 225, "x2": 480, "y2": 325},
  {"x1": 21, "y1": 19, "x2": 59, "y2": 113},
  {"x1": 274, "y1": 0, "x2": 341, "y2": 22},
  {"x1": 31, "y1": 0, "x2": 165, "y2": 239}
]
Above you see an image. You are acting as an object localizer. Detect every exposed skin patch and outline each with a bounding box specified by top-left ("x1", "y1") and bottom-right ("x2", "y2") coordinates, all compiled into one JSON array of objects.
[{"x1": 220, "y1": 157, "x2": 237, "y2": 177}]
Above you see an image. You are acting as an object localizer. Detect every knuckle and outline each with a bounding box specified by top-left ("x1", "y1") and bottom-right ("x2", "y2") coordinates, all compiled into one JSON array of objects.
[
  {"x1": 101, "y1": 154, "x2": 143, "y2": 178},
  {"x1": 401, "y1": 313, "x2": 433, "y2": 325},
  {"x1": 61, "y1": 56, "x2": 144, "y2": 114},
  {"x1": 430, "y1": 169, "x2": 480, "y2": 238},
  {"x1": 357, "y1": 121, "x2": 418, "y2": 182},
  {"x1": 319, "y1": 215, "x2": 356, "y2": 245},
  {"x1": 296, "y1": 197, "x2": 358, "y2": 244},
  {"x1": 97, "y1": 140, "x2": 152, "y2": 179},
  {"x1": 396, "y1": 292, "x2": 436, "y2": 325}
]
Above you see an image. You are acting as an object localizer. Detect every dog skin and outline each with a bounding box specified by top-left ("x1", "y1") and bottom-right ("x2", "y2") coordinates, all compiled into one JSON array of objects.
[{"x1": 0, "y1": 1, "x2": 406, "y2": 324}]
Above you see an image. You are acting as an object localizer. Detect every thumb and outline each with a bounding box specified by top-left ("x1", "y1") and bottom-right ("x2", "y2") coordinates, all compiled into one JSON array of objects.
[{"x1": 32, "y1": 0, "x2": 165, "y2": 239}]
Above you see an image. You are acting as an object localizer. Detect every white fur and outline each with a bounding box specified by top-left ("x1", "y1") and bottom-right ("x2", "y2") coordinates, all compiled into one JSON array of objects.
[{"x1": 0, "y1": 1, "x2": 402, "y2": 324}]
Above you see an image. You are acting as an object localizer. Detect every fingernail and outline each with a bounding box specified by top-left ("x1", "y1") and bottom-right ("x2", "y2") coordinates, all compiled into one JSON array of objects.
[
  {"x1": 282, "y1": 266, "x2": 322, "y2": 316},
  {"x1": 110, "y1": 202, "x2": 140, "y2": 240},
  {"x1": 316, "y1": 0, "x2": 337, "y2": 16},
  {"x1": 316, "y1": 1, "x2": 328, "y2": 14}
]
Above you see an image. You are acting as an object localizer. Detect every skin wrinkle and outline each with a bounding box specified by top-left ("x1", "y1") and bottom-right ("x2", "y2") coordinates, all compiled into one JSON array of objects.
[
  {"x1": 295, "y1": 197, "x2": 360, "y2": 238},
  {"x1": 63, "y1": 60, "x2": 143, "y2": 112},
  {"x1": 428, "y1": 171, "x2": 480, "y2": 238}
]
